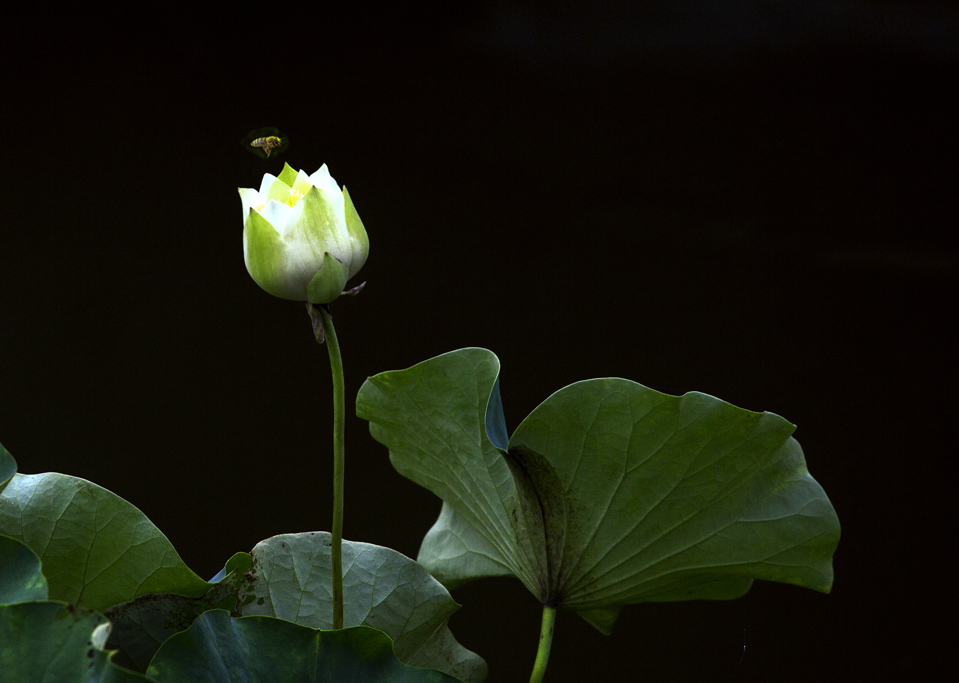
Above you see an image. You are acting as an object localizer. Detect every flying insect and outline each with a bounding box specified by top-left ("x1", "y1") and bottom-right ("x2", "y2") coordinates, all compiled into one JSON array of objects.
[
  {"x1": 242, "y1": 127, "x2": 289, "y2": 160},
  {"x1": 250, "y1": 135, "x2": 283, "y2": 157}
]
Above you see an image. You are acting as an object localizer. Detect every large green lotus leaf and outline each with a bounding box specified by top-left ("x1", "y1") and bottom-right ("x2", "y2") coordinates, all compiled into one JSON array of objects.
[
  {"x1": 0, "y1": 441, "x2": 16, "y2": 488},
  {"x1": 0, "y1": 472, "x2": 212, "y2": 612},
  {"x1": 146, "y1": 610, "x2": 460, "y2": 682},
  {"x1": 356, "y1": 348, "x2": 840, "y2": 633},
  {"x1": 103, "y1": 553, "x2": 257, "y2": 673},
  {"x1": 239, "y1": 532, "x2": 486, "y2": 683},
  {"x1": 357, "y1": 351, "x2": 545, "y2": 597},
  {"x1": 0, "y1": 601, "x2": 149, "y2": 682},
  {"x1": 0, "y1": 534, "x2": 48, "y2": 604}
]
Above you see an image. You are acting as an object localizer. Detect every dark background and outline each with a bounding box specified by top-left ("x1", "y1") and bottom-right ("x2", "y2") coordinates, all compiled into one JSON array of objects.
[{"x1": 2, "y1": 2, "x2": 956, "y2": 680}]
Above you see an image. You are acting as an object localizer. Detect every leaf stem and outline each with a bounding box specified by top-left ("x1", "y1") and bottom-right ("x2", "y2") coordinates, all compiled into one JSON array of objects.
[
  {"x1": 529, "y1": 604, "x2": 556, "y2": 683},
  {"x1": 320, "y1": 307, "x2": 345, "y2": 629}
]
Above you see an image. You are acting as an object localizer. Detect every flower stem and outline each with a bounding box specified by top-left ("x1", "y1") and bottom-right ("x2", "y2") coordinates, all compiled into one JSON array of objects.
[
  {"x1": 319, "y1": 306, "x2": 345, "y2": 630},
  {"x1": 529, "y1": 605, "x2": 557, "y2": 683}
]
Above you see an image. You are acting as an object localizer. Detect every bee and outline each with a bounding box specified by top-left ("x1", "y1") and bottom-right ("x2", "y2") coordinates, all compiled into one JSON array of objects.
[
  {"x1": 242, "y1": 127, "x2": 289, "y2": 160},
  {"x1": 250, "y1": 135, "x2": 284, "y2": 157}
]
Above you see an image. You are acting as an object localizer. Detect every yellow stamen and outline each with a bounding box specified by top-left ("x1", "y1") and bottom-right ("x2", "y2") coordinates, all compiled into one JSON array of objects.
[{"x1": 285, "y1": 188, "x2": 304, "y2": 207}]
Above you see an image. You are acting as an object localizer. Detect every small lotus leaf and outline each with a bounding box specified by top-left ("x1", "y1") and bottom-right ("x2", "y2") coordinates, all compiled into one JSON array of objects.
[
  {"x1": 0, "y1": 471, "x2": 212, "y2": 612},
  {"x1": 239, "y1": 532, "x2": 486, "y2": 682},
  {"x1": 146, "y1": 610, "x2": 460, "y2": 682}
]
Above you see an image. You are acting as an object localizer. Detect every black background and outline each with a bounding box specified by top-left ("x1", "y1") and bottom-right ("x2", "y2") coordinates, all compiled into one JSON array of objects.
[{"x1": 2, "y1": 2, "x2": 956, "y2": 680}]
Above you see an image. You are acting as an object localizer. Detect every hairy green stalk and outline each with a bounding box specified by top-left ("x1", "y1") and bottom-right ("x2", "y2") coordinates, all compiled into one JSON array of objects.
[
  {"x1": 314, "y1": 305, "x2": 345, "y2": 629},
  {"x1": 529, "y1": 604, "x2": 557, "y2": 683}
]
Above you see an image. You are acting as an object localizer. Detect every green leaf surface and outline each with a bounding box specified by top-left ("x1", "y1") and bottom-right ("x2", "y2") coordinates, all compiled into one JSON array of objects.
[
  {"x1": 147, "y1": 610, "x2": 460, "y2": 682},
  {"x1": 356, "y1": 348, "x2": 840, "y2": 633},
  {"x1": 357, "y1": 350, "x2": 539, "y2": 594},
  {"x1": 239, "y1": 532, "x2": 486, "y2": 683},
  {"x1": 103, "y1": 555, "x2": 256, "y2": 672},
  {"x1": 0, "y1": 601, "x2": 149, "y2": 682},
  {"x1": 0, "y1": 441, "x2": 16, "y2": 488},
  {"x1": 0, "y1": 472, "x2": 212, "y2": 612},
  {"x1": 0, "y1": 534, "x2": 48, "y2": 604}
]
